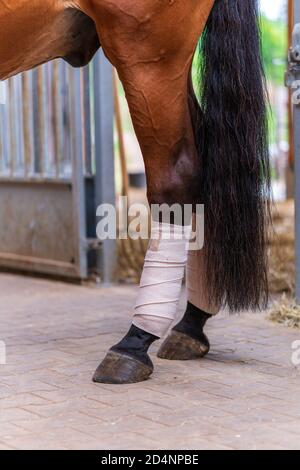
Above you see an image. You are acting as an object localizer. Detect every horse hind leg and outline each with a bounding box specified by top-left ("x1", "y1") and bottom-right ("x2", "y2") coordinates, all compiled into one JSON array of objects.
[
  {"x1": 93, "y1": 69, "x2": 200, "y2": 383},
  {"x1": 93, "y1": 41, "x2": 203, "y2": 384},
  {"x1": 90, "y1": 0, "x2": 215, "y2": 384},
  {"x1": 157, "y1": 79, "x2": 221, "y2": 362}
]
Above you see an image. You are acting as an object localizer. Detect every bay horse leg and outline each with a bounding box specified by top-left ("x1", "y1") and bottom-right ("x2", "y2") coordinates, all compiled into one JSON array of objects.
[
  {"x1": 157, "y1": 76, "x2": 221, "y2": 361},
  {"x1": 91, "y1": 0, "x2": 215, "y2": 384},
  {"x1": 93, "y1": 65, "x2": 199, "y2": 384}
]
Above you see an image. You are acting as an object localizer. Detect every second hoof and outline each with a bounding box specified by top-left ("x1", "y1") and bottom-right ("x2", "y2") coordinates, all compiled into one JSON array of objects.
[
  {"x1": 92, "y1": 350, "x2": 153, "y2": 384},
  {"x1": 157, "y1": 330, "x2": 210, "y2": 361}
]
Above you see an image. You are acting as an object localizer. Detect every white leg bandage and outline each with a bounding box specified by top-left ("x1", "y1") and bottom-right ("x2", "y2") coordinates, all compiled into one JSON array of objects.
[
  {"x1": 133, "y1": 221, "x2": 190, "y2": 338},
  {"x1": 187, "y1": 248, "x2": 220, "y2": 315}
]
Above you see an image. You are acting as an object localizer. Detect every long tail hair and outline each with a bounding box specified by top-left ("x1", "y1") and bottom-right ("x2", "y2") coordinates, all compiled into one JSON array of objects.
[{"x1": 196, "y1": 0, "x2": 271, "y2": 312}]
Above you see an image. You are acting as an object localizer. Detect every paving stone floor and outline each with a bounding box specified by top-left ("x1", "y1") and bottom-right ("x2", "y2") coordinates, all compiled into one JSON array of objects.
[{"x1": 0, "y1": 273, "x2": 299, "y2": 450}]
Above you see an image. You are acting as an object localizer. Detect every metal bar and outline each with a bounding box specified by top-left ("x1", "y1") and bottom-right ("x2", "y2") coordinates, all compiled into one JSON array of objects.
[
  {"x1": 61, "y1": 62, "x2": 72, "y2": 177},
  {"x1": 93, "y1": 51, "x2": 116, "y2": 284},
  {"x1": 0, "y1": 82, "x2": 9, "y2": 175},
  {"x1": 32, "y1": 69, "x2": 43, "y2": 174},
  {"x1": 294, "y1": 0, "x2": 300, "y2": 300},
  {"x1": 68, "y1": 67, "x2": 88, "y2": 279},
  {"x1": 82, "y1": 65, "x2": 92, "y2": 175},
  {"x1": 0, "y1": 252, "x2": 79, "y2": 278},
  {"x1": 43, "y1": 63, "x2": 51, "y2": 176},
  {"x1": 8, "y1": 79, "x2": 15, "y2": 176},
  {"x1": 13, "y1": 75, "x2": 24, "y2": 175},
  {"x1": 0, "y1": 176, "x2": 72, "y2": 184},
  {"x1": 288, "y1": 0, "x2": 294, "y2": 170},
  {"x1": 52, "y1": 61, "x2": 63, "y2": 178},
  {"x1": 0, "y1": 85, "x2": 5, "y2": 173},
  {"x1": 22, "y1": 73, "x2": 33, "y2": 177}
]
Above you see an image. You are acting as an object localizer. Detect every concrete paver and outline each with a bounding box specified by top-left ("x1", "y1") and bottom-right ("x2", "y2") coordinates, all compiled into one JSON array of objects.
[{"x1": 0, "y1": 273, "x2": 299, "y2": 450}]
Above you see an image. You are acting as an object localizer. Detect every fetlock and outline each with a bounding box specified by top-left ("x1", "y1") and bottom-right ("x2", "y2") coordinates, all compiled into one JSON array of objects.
[
  {"x1": 173, "y1": 302, "x2": 211, "y2": 341},
  {"x1": 110, "y1": 324, "x2": 158, "y2": 368},
  {"x1": 157, "y1": 302, "x2": 212, "y2": 361}
]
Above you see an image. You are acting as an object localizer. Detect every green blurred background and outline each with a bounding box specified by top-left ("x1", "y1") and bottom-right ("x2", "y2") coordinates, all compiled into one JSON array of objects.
[{"x1": 116, "y1": 0, "x2": 290, "y2": 200}]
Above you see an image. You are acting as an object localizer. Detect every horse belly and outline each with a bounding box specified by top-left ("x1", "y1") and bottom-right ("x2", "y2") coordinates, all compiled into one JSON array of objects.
[{"x1": 0, "y1": 0, "x2": 100, "y2": 79}]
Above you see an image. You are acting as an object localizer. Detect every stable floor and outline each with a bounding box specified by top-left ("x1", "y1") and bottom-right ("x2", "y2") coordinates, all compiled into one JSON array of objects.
[{"x1": 0, "y1": 273, "x2": 300, "y2": 450}]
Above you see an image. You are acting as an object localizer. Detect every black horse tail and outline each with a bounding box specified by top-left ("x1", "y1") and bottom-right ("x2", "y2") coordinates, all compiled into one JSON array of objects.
[{"x1": 196, "y1": 0, "x2": 271, "y2": 312}]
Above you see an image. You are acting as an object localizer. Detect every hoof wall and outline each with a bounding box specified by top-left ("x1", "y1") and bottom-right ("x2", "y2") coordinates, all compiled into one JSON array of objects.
[
  {"x1": 157, "y1": 330, "x2": 210, "y2": 361},
  {"x1": 93, "y1": 351, "x2": 153, "y2": 384}
]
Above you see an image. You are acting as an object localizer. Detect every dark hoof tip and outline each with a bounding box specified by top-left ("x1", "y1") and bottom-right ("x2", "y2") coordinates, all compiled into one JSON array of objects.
[
  {"x1": 157, "y1": 330, "x2": 210, "y2": 361},
  {"x1": 92, "y1": 351, "x2": 153, "y2": 384}
]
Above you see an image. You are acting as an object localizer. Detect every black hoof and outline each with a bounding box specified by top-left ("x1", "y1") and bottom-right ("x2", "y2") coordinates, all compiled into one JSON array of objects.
[
  {"x1": 157, "y1": 330, "x2": 210, "y2": 361},
  {"x1": 92, "y1": 351, "x2": 154, "y2": 384}
]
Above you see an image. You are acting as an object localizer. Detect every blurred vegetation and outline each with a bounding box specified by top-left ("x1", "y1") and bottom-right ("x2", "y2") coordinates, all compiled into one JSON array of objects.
[
  {"x1": 191, "y1": 13, "x2": 288, "y2": 147},
  {"x1": 260, "y1": 15, "x2": 287, "y2": 85},
  {"x1": 192, "y1": 14, "x2": 287, "y2": 88},
  {"x1": 260, "y1": 15, "x2": 288, "y2": 144}
]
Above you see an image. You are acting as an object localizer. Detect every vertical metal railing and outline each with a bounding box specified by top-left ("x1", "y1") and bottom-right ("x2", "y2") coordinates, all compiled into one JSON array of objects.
[
  {"x1": 293, "y1": 0, "x2": 300, "y2": 300},
  {"x1": 0, "y1": 60, "x2": 104, "y2": 182},
  {"x1": 93, "y1": 51, "x2": 116, "y2": 284},
  {"x1": 0, "y1": 53, "x2": 116, "y2": 281}
]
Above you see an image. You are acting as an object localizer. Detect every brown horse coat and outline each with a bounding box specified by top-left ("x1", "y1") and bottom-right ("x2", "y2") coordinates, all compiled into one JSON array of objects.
[
  {"x1": 0, "y1": 0, "x2": 214, "y2": 206},
  {"x1": 0, "y1": 1, "x2": 270, "y2": 316}
]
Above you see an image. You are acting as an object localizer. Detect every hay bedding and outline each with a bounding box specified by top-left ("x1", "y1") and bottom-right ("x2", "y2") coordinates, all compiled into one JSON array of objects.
[
  {"x1": 117, "y1": 199, "x2": 297, "y2": 292},
  {"x1": 116, "y1": 196, "x2": 300, "y2": 327},
  {"x1": 268, "y1": 199, "x2": 295, "y2": 295},
  {"x1": 269, "y1": 295, "x2": 300, "y2": 329},
  {"x1": 267, "y1": 199, "x2": 300, "y2": 328}
]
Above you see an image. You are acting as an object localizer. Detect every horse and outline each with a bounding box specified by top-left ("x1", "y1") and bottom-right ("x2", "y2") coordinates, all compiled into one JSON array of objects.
[{"x1": 0, "y1": 0, "x2": 270, "y2": 384}]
